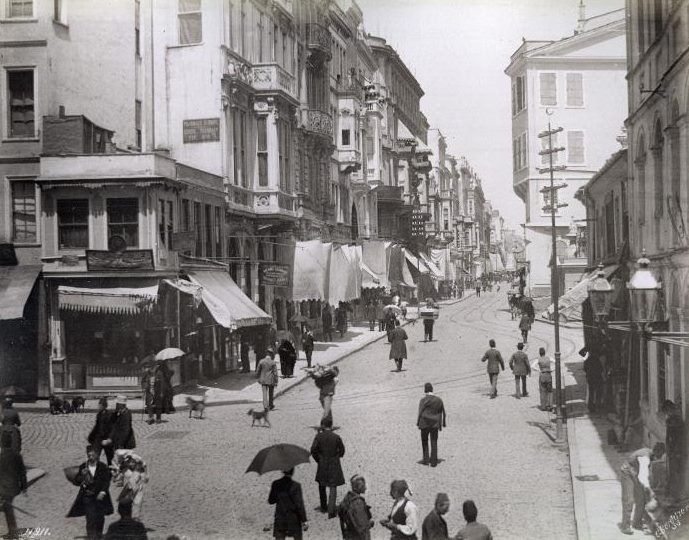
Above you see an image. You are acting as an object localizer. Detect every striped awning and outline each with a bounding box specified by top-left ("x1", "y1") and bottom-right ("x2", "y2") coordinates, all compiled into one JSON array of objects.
[{"x1": 58, "y1": 285, "x2": 158, "y2": 315}]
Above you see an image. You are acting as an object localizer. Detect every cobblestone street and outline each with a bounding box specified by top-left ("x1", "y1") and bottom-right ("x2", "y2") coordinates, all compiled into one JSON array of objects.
[{"x1": 13, "y1": 291, "x2": 580, "y2": 540}]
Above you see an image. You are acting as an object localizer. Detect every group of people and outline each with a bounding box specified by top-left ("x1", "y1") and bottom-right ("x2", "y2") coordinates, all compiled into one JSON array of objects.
[{"x1": 322, "y1": 303, "x2": 351, "y2": 341}]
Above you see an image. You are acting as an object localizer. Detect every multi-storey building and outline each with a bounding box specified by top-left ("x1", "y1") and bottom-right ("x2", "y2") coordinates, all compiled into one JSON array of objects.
[
  {"x1": 505, "y1": 8, "x2": 627, "y2": 298},
  {"x1": 458, "y1": 157, "x2": 488, "y2": 280},
  {"x1": 623, "y1": 0, "x2": 689, "y2": 499}
]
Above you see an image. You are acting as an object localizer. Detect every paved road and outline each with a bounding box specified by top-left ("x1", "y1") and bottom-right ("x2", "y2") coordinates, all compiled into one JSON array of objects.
[{"x1": 17, "y1": 290, "x2": 579, "y2": 540}]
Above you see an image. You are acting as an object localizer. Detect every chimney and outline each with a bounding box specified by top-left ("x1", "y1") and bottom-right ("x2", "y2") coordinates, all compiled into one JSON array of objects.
[
  {"x1": 58, "y1": 105, "x2": 65, "y2": 118},
  {"x1": 576, "y1": 0, "x2": 586, "y2": 34}
]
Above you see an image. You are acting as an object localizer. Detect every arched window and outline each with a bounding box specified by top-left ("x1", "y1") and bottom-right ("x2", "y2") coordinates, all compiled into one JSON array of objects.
[
  {"x1": 635, "y1": 133, "x2": 647, "y2": 227},
  {"x1": 652, "y1": 120, "x2": 664, "y2": 247},
  {"x1": 669, "y1": 101, "x2": 681, "y2": 245}
]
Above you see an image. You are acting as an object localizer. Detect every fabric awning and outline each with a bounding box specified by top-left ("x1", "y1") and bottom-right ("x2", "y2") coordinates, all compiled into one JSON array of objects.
[
  {"x1": 541, "y1": 264, "x2": 619, "y2": 321},
  {"x1": 58, "y1": 285, "x2": 158, "y2": 315},
  {"x1": 419, "y1": 252, "x2": 444, "y2": 280},
  {"x1": 404, "y1": 249, "x2": 430, "y2": 274},
  {"x1": 188, "y1": 271, "x2": 271, "y2": 328},
  {"x1": 361, "y1": 261, "x2": 381, "y2": 288},
  {"x1": 361, "y1": 240, "x2": 390, "y2": 289},
  {"x1": 292, "y1": 240, "x2": 331, "y2": 301},
  {"x1": 0, "y1": 265, "x2": 41, "y2": 320},
  {"x1": 328, "y1": 244, "x2": 360, "y2": 304}
]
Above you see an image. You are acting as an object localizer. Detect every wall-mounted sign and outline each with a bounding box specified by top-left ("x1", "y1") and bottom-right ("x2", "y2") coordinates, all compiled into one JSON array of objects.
[
  {"x1": 86, "y1": 250, "x2": 154, "y2": 271},
  {"x1": 183, "y1": 118, "x2": 220, "y2": 143},
  {"x1": 171, "y1": 231, "x2": 196, "y2": 252},
  {"x1": 261, "y1": 263, "x2": 290, "y2": 287}
]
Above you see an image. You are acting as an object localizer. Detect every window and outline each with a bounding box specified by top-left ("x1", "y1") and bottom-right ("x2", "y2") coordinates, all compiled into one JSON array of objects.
[
  {"x1": 653, "y1": 0, "x2": 663, "y2": 39},
  {"x1": 233, "y1": 109, "x2": 247, "y2": 187},
  {"x1": 135, "y1": 0, "x2": 140, "y2": 56},
  {"x1": 178, "y1": 0, "x2": 202, "y2": 45},
  {"x1": 567, "y1": 131, "x2": 585, "y2": 163},
  {"x1": 539, "y1": 73, "x2": 557, "y2": 106},
  {"x1": 257, "y1": 13, "x2": 264, "y2": 62},
  {"x1": 57, "y1": 199, "x2": 89, "y2": 249},
  {"x1": 257, "y1": 116, "x2": 268, "y2": 187},
  {"x1": 637, "y1": 1, "x2": 646, "y2": 53},
  {"x1": 604, "y1": 198, "x2": 615, "y2": 255},
  {"x1": 657, "y1": 345, "x2": 667, "y2": 406},
  {"x1": 278, "y1": 119, "x2": 290, "y2": 192},
  {"x1": 341, "y1": 129, "x2": 350, "y2": 146},
  {"x1": 542, "y1": 185, "x2": 559, "y2": 214},
  {"x1": 7, "y1": 70, "x2": 35, "y2": 138},
  {"x1": 204, "y1": 204, "x2": 212, "y2": 257},
  {"x1": 107, "y1": 198, "x2": 139, "y2": 248},
  {"x1": 566, "y1": 73, "x2": 583, "y2": 107},
  {"x1": 520, "y1": 133, "x2": 527, "y2": 169},
  {"x1": 540, "y1": 132, "x2": 559, "y2": 165},
  {"x1": 7, "y1": 0, "x2": 32, "y2": 18},
  {"x1": 512, "y1": 75, "x2": 526, "y2": 115},
  {"x1": 194, "y1": 202, "x2": 202, "y2": 255},
  {"x1": 182, "y1": 199, "x2": 191, "y2": 231},
  {"x1": 240, "y1": 0, "x2": 246, "y2": 55},
  {"x1": 11, "y1": 181, "x2": 36, "y2": 243},
  {"x1": 159, "y1": 200, "x2": 167, "y2": 248},
  {"x1": 214, "y1": 206, "x2": 222, "y2": 257},
  {"x1": 135, "y1": 100, "x2": 142, "y2": 149},
  {"x1": 54, "y1": 0, "x2": 66, "y2": 24}
]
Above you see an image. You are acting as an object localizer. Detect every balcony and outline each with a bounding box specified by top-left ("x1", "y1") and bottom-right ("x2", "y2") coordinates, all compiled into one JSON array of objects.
[
  {"x1": 252, "y1": 63, "x2": 298, "y2": 104},
  {"x1": 338, "y1": 148, "x2": 361, "y2": 173},
  {"x1": 365, "y1": 100, "x2": 384, "y2": 117},
  {"x1": 254, "y1": 190, "x2": 297, "y2": 218},
  {"x1": 226, "y1": 183, "x2": 252, "y2": 210},
  {"x1": 376, "y1": 185, "x2": 404, "y2": 203},
  {"x1": 306, "y1": 23, "x2": 331, "y2": 59},
  {"x1": 301, "y1": 109, "x2": 333, "y2": 139}
]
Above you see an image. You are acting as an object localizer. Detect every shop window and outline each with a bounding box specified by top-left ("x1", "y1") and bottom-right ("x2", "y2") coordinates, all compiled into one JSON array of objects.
[
  {"x1": 7, "y1": 0, "x2": 32, "y2": 18},
  {"x1": 11, "y1": 180, "x2": 36, "y2": 243},
  {"x1": 57, "y1": 199, "x2": 89, "y2": 249},
  {"x1": 178, "y1": 0, "x2": 202, "y2": 45},
  {"x1": 7, "y1": 70, "x2": 35, "y2": 138},
  {"x1": 107, "y1": 198, "x2": 139, "y2": 248}
]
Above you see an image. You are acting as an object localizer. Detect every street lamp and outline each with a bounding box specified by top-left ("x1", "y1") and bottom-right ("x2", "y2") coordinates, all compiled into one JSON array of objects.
[
  {"x1": 587, "y1": 263, "x2": 614, "y2": 319},
  {"x1": 627, "y1": 250, "x2": 661, "y2": 323}
]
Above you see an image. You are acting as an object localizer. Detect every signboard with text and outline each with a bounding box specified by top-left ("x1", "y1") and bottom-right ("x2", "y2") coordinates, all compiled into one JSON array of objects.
[
  {"x1": 183, "y1": 118, "x2": 220, "y2": 143},
  {"x1": 86, "y1": 250, "x2": 154, "y2": 271},
  {"x1": 261, "y1": 263, "x2": 291, "y2": 287}
]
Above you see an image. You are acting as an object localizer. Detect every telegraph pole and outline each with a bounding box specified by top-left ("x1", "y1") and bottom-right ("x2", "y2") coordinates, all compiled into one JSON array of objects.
[{"x1": 538, "y1": 112, "x2": 568, "y2": 443}]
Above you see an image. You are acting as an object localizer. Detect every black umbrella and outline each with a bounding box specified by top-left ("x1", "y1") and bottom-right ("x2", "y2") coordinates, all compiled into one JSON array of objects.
[{"x1": 246, "y1": 444, "x2": 311, "y2": 475}]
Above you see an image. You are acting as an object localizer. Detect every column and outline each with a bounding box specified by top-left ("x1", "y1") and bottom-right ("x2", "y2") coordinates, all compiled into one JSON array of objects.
[
  {"x1": 267, "y1": 106, "x2": 280, "y2": 191},
  {"x1": 48, "y1": 284, "x2": 65, "y2": 392}
]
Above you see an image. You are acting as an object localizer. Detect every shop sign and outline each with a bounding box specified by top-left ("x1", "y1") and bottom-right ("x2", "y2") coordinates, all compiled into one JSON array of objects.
[
  {"x1": 171, "y1": 231, "x2": 196, "y2": 252},
  {"x1": 183, "y1": 118, "x2": 220, "y2": 143},
  {"x1": 261, "y1": 263, "x2": 290, "y2": 287},
  {"x1": 86, "y1": 250, "x2": 154, "y2": 271}
]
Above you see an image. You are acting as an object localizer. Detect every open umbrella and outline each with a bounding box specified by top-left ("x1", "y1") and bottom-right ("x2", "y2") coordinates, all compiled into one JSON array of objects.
[
  {"x1": 0, "y1": 385, "x2": 27, "y2": 397},
  {"x1": 290, "y1": 314, "x2": 308, "y2": 323},
  {"x1": 383, "y1": 304, "x2": 402, "y2": 316},
  {"x1": 246, "y1": 443, "x2": 311, "y2": 475},
  {"x1": 155, "y1": 347, "x2": 186, "y2": 361}
]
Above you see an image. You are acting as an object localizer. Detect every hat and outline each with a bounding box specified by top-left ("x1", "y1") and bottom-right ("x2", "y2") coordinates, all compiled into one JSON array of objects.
[
  {"x1": 265, "y1": 348, "x2": 275, "y2": 356},
  {"x1": 115, "y1": 395, "x2": 127, "y2": 405}
]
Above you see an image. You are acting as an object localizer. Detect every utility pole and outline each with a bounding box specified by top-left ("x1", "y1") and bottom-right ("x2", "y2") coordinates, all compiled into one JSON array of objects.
[{"x1": 538, "y1": 113, "x2": 568, "y2": 443}]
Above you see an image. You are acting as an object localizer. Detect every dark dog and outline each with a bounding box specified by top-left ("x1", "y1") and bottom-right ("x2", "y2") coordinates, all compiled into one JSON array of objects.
[
  {"x1": 71, "y1": 396, "x2": 85, "y2": 413},
  {"x1": 186, "y1": 396, "x2": 206, "y2": 419},
  {"x1": 248, "y1": 408, "x2": 270, "y2": 428},
  {"x1": 48, "y1": 395, "x2": 73, "y2": 414}
]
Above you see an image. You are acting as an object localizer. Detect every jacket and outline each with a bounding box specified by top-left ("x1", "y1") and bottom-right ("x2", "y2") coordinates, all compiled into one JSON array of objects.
[
  {"x1": 302, "y1": 333, "x2": 315, "y2": 352},
  {"x1": 519, "y1": 315, "x2": 531, "y2": 331},
  {"x1": 421, "y1": 510, "x2": 448, "y2": 540},
  {"x1": 109, "y1": 408, "x2": 135, "y2": 450},
  {"x1": 88, "y1": 409, "x2": 113, "y2": 446},
  {"x1": 481, "y1": 348, "x2": 504, "y2": 374},
  {"x1": 508, "y1": 351, "x2": 531, "y2": 377},
  {"x1": 269, "y1": 476, "x2": 307, "y2": 535},
  {"x1": 0, "y1": 449, "x2": 26, "y2": 498},
  {"x1": 1, "y1": 408, "x2": 20, "y2": 427},
  {"x1": 389, "y1": 327, "x2": 408, "y2": 359},
  {"x1": 417, "y1": 394, "x2": 446, "y2": 431},
  {"x1": 583, "y1": 355, "x2": 604, "y2": 384},
  {"x1": 339, "y1": 491, "x2": 372, "y2": 540},
  {"x1": 311, "y1": 428, "x2": 345, "y2": 487},
  {"x1": 256, "y1": 356, "x2": 278, "y2": 386},
  {"x1": 322, "y1": 310, "x2": 333, "y2": 329},
  {"x1": 67, "y1": 461, "x2": 114, "y2": 518},
  {"x1": 278, "y1": 341, "x2": 297, "y2": 363}
]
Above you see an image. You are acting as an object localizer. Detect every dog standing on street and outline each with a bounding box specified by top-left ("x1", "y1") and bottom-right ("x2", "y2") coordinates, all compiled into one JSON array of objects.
[
  {"x1": 248, "y1": 408, "x2": 270, "y2": 428},
  {"x1": 186, "y1": 396, "x2": 206, "y2": 419}
]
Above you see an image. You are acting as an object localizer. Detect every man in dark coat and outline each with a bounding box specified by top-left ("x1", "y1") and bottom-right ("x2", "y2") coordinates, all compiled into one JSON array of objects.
[
  {"x1": 365, "y1": 302, "x2": 377, "y2": 332},
  {"x1": 389, "y1": 320, "x2": 408, "y2": 372},
  {"x1": 278, "y1": 339, "x2": 297, "y2": 378},
  {"x1": 339, "y1": 474, "x2": 374, "y2": 540},
  {"x1": 103, "y1": 396, "x2": 135, "y2": 452},
  {"x1": 310, "y1": 417, "x2": 345, "y2": 518},
  {"x1": 583, "y1": 351, "x2": 604, "y2": 413},
  {"x1": 1, "y1": 398, "x2": 20, "y2": 427},
  {"x1": 268, "y1": 468, "x2": 308, "y2": 540},
  {"x1": 481, "y1": 339, "x2": 505, "y2": 399},
  {"x1": 0, "y1": 430, "x2": 26, "y2": 538},
  {"x1": 257, "y1": 349, "x2": 278, "y2": 411},
  {"x1": 302, "y1": 328, "x2": 315, "y2": 369},
  {"x1": 518, "y1": 312, "x2": 531, "y2": 343},
  {"x1": 104, "y1": 501, "x2": 147, "y2": 540},
  {"x1": 68, "y1": 445, "x2": 115, "y2": 540},
  {"x1": 88, "y1": 397, "x2": 114, "y2": 465},
  {"x1": 417, "y1": 383, "x2": 447, "y2": 467},
  {"x1": 322, "y1": 306, "x2": 333, "y2": 342},
  {"x1": 508, "y1": 342, "x2": 531, "y2": 398},
  {"x1": 240, "y1": 338, "x2": 251, "y2": 373},
  {"x1": 421, "y1": 493, "x2": 450, "y2": 540}
]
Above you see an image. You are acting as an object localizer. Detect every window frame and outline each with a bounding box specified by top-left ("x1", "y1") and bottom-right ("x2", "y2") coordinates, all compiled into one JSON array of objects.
[
  {"x1": 9, "y1": 177, "x2": 39, "y2": 245},
  {"x1": 56, "y1": 197, "x2": 90, "y2": 251},
  {"x1": 178, "y1": 0, "x2": 203, "y2": 46},
  {"x1": 257, "y1": 115, "x2": 268, "y2": 187},
  {"x1": 106, "y1": 197, "x2": 140, "y2": 249},
  {"x1": 5, "y1": 0, "x2": 33, "y2": 19},
  {"x1": 565, "y1": 72, "x2": 584, "y2": 108},
  {"x1": 566, "y1": 130, "x2": 586, "y2": 165},
  {"x1": 539, "y1": 72, "x2": 557, "y2": 107},
  {"x1": 5, "y1": 67, "x2": 37, "y2": 140}
]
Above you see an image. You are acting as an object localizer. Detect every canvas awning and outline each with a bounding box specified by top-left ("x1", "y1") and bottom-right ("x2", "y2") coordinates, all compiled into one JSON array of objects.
[
  {"x1": 404, "y1": 249, "x2": 430, "y2": 274},
  {"x1": 542, "y1": 264, "x2": 619, "y2": 321},
  {"x1": 361, "y1": 240, "x2": 390, "y2": 289},
  {"x1": 0, "y1": 265, "x2": 41, "y2": 320},
  {"x1": 361, "y1": 261, "x2": 381, "y2": 288},
  {"x1": 419, "y1": 252, "x2": 444, "y2": 280},
  {"x1": 58, "y1": 285, "x2": 158, "y2": 315},
  {"x1": 188, "y1": 271, "x2": 271, "y2": 328},
  {"x1": 328, "y1": 244, "x2": 360, "y2": 304},
  {"x1": 292, "y1": 240, "x2": 331, "y2": 301}
]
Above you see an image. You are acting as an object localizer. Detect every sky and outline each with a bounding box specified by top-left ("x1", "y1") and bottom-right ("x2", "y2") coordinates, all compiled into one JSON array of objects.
[{"x1": 356, "y1": 0, "x2": 624, "y2": 230}]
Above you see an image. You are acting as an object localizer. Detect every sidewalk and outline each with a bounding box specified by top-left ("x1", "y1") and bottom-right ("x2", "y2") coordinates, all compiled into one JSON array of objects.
[{"x1": 16, "y1": 295, "x2": 469, "y2": 415}]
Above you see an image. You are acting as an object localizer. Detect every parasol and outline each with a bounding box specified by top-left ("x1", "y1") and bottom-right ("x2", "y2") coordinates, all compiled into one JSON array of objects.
[
  {"x1": 276, "y1": 330, "x2": 295, "y2": 344},
  {"x1": 155, "y1": 348, "x2": 186, "y2": 361},
  {"x1": 383, "y1": 304, "x2": 402, "y2": 316},
  {"x1": 64, "y1": 465, "x2": 82, "y2": 486},
  {"x1": 246, "y1": 443, "x2": 311, "y2": 475}
]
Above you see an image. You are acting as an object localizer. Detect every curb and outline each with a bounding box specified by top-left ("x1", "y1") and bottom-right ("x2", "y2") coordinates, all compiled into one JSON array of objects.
[
  {"x1": 27, "y1": 467, "x2": 46, "y2": 487},
  {"x1": 567, "y1": 417, "x2": 587, "y2": 540}
]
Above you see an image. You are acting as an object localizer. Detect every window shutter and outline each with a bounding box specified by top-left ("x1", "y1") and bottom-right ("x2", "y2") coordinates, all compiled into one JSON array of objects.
[
  {"x1": 566, "y1": 73, "x2": 583, "y2": 106},
  {"x1": 540, "y1": 133, "x2": 558, "y2": 165},
  {"x1": 567, "y1": 131, "x2": 585, "y2": 163},
  {"x1": 540, "y1": 73, "x2": 557, "y2": 106}
]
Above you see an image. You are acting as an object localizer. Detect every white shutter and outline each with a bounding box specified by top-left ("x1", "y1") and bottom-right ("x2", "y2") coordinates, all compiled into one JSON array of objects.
[
  {"x1": 567, "y1": 131, "x2": 585, "y2": 163},
  {"x1": 540, "y1": 73, "x2": 557, "y2": 106},
  {"x1": 566, "y1": 73, "x2": 583, "y2": 106},
  {"x1": 540, "y1": 133, "x2": 559, "y2": 165}
]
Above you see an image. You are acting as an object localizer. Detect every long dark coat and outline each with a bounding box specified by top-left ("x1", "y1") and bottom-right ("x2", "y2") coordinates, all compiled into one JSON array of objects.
[
  {"x1": 310, "y1": 429, "x2": 345, "y2": 487},
  {"x1": 389, "y1": 327, "x2": 408, "y2": 359},
  {"x1": 268, "y1": 476, "x2": 307, "y2": 536},
  {"x1": 67, "y1": 461, "x2": 114, "y2": 518},
  {"x1": 0, "y1": 449, "x2": 26, "y2": 498},
  {"x1": 278, "y1": 340, "x2": 297, "y2": 372},
  {"x1": 109, "y1": 407, "x2": 135, "y2": 450},
  {"x1": 88, "y1": 409, "x2": 113, "y2": 446}
]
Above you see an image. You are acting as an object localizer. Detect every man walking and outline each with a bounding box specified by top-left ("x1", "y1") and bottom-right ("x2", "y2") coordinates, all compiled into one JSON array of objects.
[
  {"x1": 421, "y1": 493, "x2": 450, "y2": 540},
  {"x1": 417, "y1": 383, "x2": 446, "y2": 467},
  {"x1": 583, "y1": 351, "x2": 604, "y2": 413},
  {"x1": 618, "y1": 442, "x2": 666, "y2": 535},
  {"x1": 310, "y1": 417, "x2": 345, "y2": 518},
  {"x1": 269, "y1": 468, "x2": 308, "y2": 540},
  {"x1": 302, "y1": 327, "x2": 315, "y2": 368},
  {"x1": 389, "y1": 320, "x2": 408, "y2": 372},
  {"x1": 475, "y1": 284, "x2": 481, "y2": 298},
  {"x1": 508, "y1": 342, "x2": 530, "y2": 398},
  {"x1": 454, "y1": 500, "x2": 492, "y2": 540},
  {"x1": 481, "y1": 339, "x2": 505, "y2": 399},
  {"x1": 531, "y1": 348, "x2": 554, "y2": 411},
  {"x1": 0, "y1": 430, "x2": 26, "y2": 539},
  {"x1": 103, "y1": 396, "x2": 135, "y2": 453},
  {"x1": 518, "y1": 312, "x2": 531, "y2": 343},
  {"x1": 256, "y1": 349, "x2": 278, "y2": 411},
  {"x1": 308, "y1": 364, "x2": 339, "y2": 423},
  {"x1": 338, "y1": 474, "x2": 374, "y2": 540},
  {"x1": 88, "y1": 397, "x2": 114, "y2": 465},
  {"x1": 322, "y1": 305, "x2": 333, "y2": 342}
]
